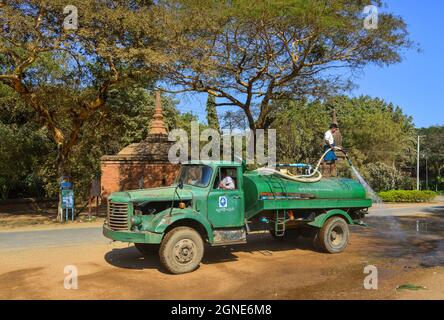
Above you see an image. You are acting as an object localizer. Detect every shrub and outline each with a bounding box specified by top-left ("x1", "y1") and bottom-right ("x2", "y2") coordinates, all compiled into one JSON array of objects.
[
  {"x1": 378, "y1": 190, "x2": 437, "y2": 203},
  {"x1": 364, "y1": 162, "x2": 415, "y2": 192}
]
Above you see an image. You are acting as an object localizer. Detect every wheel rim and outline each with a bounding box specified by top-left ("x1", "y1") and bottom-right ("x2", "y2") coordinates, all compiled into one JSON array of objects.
[
  {"x1": 173, "y1": 238, "x2": 196, "y2": 265},
  {"x1": 329, "y1": 225, "x2": 345, "y2": 248}
]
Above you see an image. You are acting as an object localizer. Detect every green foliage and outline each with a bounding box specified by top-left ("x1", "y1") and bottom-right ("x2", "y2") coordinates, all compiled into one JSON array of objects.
[
  {"x1": 417, "y1": 126, "x2": 444, "y2": 191},
  {"x1": 272, "y1": 100, "x2": 330, "y2": 164},
  {"x1": 0, "y1": 81, "x2": 196, "y2": 199},
  {"x1": 272, "y1": 96, "x2": 415, "y2": 163},
  {"x1": 271, "y1": 95, "x2": 416, "y2": 190},
  {"x1": 363, "y1": 162, "x2": 415, "y2": 192},
  {"x1": 166, "y1": 0, "x2": 414, "y2": 130},
  {"x1": 378, "y1": 190, "x2": 437, "y2": 203},
  {"x1": 0, "y1": 122, "x2": 51, "y2": 199}
]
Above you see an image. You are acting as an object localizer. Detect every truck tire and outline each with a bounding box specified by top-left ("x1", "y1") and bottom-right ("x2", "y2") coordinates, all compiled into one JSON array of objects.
[
  {"x1": 134, "y1": 243, "x2": 159, "y2": 256},
  {"x1": 319, "y1": 216, "x2": 349, "y2": 253},
  {"x1": 159, "y1": 227, "x2": 204, "y2": 274}
]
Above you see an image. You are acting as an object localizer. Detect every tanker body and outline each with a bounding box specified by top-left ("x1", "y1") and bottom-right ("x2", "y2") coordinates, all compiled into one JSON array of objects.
[{"x1": 103, "y1": 160, "x2": 372, "y2": 274}]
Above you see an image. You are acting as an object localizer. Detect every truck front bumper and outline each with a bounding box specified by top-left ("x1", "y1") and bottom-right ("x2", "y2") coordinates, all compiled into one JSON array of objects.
[{"x1": 103, "y1": 225, "x2": 163, "y2": 244}]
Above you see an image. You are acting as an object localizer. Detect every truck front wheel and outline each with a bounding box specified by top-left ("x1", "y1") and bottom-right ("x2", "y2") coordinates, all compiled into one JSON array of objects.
[
  {"x1": 159, "y1": 227, "x2": 204, "y2": 274},
  {"x1": 319, "y1": 216, "x2": 349, "y2": 253}
]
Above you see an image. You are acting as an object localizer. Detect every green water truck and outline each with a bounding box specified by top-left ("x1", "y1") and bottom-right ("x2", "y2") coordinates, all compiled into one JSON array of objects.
[{"x1": 103, "y1": 160, "x2": 372, "y2": 274}]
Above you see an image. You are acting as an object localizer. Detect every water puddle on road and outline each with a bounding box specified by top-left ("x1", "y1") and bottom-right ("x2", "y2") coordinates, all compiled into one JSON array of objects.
[{"x1": 358, "y1": 211, "x2": 444, "y2": 268}]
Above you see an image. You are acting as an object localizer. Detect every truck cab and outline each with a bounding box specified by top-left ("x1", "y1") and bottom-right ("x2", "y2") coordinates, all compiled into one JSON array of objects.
[{"x1": 103, "y1": 160, "x2": 371, "y2": 274}]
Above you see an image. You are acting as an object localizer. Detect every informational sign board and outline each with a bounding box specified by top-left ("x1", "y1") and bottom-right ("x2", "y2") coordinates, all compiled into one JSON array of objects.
[
  {"x1": 60, "y1": 181, "x2": 73, "y2": 190},
  {"x1": 61, "y1": 189, "x2": 74, "y2": 209},
  {"x1": 60, "y1": 176, "x2": 73, "y2": 190}
]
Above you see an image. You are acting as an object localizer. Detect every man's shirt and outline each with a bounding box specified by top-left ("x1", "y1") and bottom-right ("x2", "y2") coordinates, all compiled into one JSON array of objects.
[
  {"x1": 220, "y1": 176, "x2": 235, "y2": 190},
  {"x1": 324, "y1": 129, "x2": 335, "y2": 145}
]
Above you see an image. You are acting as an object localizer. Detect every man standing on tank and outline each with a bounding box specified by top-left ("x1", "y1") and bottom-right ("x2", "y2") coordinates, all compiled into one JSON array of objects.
[{"x1": 322, "y1": 123, "x2": 338, "y2": 177}]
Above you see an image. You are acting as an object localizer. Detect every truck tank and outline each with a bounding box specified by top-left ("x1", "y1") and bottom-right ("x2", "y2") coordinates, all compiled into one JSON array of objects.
[{"x1": 243, "y1": 171, "x2": 372, "y2": 219}]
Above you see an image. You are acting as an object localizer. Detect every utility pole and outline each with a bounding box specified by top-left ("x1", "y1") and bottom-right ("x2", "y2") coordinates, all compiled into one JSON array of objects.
[
  {"x1": 416, "y1": 135, "x2": 425, "y2": 190},
  {"x1": 425, "y1": 154, "x2": 428, "y2": 190}
]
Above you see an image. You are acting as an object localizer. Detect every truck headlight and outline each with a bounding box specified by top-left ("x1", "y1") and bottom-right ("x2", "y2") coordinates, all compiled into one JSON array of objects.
[{"x1": 130, "y1": 216, "x2": 142, "y2": 226}]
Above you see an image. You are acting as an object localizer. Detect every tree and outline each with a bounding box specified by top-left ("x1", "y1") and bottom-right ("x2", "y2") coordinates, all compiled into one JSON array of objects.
[
  {"x1": 0, "y1": 0, "x2": 209, "y2": 218},
  {"x1": 205, "y1": 93, "x2": 220, "y2": 131},
  {"x1": 271, "y1": 95, "x2": 416, "y2": 189},
  {"x1": 365, "y1": 162, "x2": 414, "y2": 192},
  {"x1": 0, "y1": 1, "x2": 162, "y2": 176},
  {"x1": 417, "y1": 126, "x2": 444, "y2": 190},
  {"x1": 0, "y1": 122, "x2": 51, "y2": 199},
  {"x1": 0, "y1": 84, "x2": 51, "y2": 199},
  {"x1": 0, "y1": 81, "x2": 196, "y2": 200},
  {"x1": 163, "y1": 0, "x2": 413, "y2": 132}
]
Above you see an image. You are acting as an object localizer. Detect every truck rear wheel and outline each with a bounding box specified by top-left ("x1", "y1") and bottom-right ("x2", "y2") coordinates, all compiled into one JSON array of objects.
[
  {"x1": 319, "y1": 216, "x2": 349, "y2": 253},
  {"x1": 159, "y1": 227, "x2": 204, "y2": 274},
  {"x1": 134, "y1": 243, "x2": 159, "y2": 256}
]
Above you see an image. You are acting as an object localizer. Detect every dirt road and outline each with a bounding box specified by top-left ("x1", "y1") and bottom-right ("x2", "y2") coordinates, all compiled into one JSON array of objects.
[{"x1": 0, "y1": 203, "x2": 443, "y2": 299}]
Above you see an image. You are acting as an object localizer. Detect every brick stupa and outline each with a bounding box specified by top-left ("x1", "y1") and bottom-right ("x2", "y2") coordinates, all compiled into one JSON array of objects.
[{"x1": 100, "y1": 91, "x2": 179, "y2": 198}]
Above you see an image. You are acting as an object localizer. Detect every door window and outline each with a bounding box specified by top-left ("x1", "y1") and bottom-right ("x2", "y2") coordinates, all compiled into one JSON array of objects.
[{"x1": 213, "y1": 167, "x2": 238, "y2": 190}]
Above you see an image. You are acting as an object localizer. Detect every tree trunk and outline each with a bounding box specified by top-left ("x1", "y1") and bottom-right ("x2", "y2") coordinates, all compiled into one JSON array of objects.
[{"x1": 57, "y1": 148, "x2": 68, "y2": 222}]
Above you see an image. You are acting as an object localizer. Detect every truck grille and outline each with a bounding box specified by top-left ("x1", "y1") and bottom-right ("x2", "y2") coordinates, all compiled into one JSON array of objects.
[{"x1": 108, "y1": 202, "x2": 129, "y2": 231}]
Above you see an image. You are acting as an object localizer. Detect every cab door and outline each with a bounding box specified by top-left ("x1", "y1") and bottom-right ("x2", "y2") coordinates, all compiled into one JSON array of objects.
[{"x1": 207, "y1": 166, "x2": 244, "y2": 228}]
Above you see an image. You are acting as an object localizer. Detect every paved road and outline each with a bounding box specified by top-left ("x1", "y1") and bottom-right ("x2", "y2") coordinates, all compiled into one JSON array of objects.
[
  {"x1": 0, "y1": 202, "x2": 442, "y2": 251},
  {"x1": 0, "y1": 226, "x2": 105, "y2": 251},
  {"x1": 370, "y1": 203, "x2": 444, "y2": 216}
]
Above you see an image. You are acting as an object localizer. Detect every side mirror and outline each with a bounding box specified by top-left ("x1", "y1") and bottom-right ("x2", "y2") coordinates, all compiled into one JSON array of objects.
[{"x1": 178, "y1": 179, "x2": 184, "y2": 189}]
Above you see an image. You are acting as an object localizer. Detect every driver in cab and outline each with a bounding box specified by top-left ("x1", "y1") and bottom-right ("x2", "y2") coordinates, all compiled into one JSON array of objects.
[{"x1": 218, "y1": 170, "x2": 236, "y2": 190}]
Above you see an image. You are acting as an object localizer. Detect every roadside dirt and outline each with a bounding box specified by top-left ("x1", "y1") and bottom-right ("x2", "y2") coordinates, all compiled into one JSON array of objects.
[
  {"x1": 0, "y1": 200, "x2": 106, "y2": 231},
  {"x1": 0, "y1": 213, "x2": 104, "y2": 232}
]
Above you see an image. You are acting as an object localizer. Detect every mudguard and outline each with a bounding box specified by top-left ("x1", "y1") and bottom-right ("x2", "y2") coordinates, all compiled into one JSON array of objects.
[
  {"x1": 150, "y1": 208, "x2": 214, "y2": 242},
  {"x1": 307, "y1": 209, "x2": 354, "y2": 228}
]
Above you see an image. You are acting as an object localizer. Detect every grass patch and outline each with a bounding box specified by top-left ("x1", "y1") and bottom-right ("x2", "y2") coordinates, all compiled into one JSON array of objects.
[{"x1": 396, "y1": 284, "x2": 427, "y2": 291}]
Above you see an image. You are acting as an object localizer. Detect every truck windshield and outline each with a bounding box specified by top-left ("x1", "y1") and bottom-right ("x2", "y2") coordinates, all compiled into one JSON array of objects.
[{"x1": 177, "y1": 165, "x2": 213, "y2": 188}]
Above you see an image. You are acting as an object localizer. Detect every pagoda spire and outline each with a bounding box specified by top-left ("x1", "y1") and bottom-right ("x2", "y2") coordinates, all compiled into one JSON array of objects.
[{"x1": 149, "y1": 91, "x2": 167, "y2": 135}]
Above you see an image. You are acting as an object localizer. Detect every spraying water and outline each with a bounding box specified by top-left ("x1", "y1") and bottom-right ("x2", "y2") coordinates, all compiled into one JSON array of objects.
[{"x1": 349, "y1": 165, "x2": 383, "y2": 203}]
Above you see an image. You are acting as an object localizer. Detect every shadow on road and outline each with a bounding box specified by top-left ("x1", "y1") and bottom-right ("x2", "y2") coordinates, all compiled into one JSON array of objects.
[
  {"x1": 104, "y1": 232, "x2": 320, "y2": 273},
  {"x1": 104, "y1": 246, "x2": 163, "y2": 272}
]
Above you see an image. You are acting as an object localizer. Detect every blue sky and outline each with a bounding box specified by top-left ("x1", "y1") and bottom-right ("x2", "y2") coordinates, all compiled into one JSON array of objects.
[
  {"x1": 175, "y1": 0, "x2": 443, "y2": 128},
  {"x1": 352, "y1": 0, "x2": 444, "y2": 128}
]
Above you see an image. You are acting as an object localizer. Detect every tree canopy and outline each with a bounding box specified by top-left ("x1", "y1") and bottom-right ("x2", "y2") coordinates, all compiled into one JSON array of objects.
[
  {"x1": 163, "y1": 0, "x2": 413, "y2": 131},
  {"x1": 1, "y1": 0, "x2": 438, "y2": 202},
  {"x1": 272, "y1": 95, "x2": 417, "y2": 191}
]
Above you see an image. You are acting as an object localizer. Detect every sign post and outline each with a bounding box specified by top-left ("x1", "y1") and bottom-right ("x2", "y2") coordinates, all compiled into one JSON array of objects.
[
  {"x1": 60, "y1": 176, "x2": 75, "y2": 222},
  {"x1": 61, "y1": 189, "x2": 74, "y2": 222}
]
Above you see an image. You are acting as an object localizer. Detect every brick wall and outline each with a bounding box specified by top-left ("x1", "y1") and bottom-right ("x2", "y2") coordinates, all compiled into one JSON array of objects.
[{"x1": 101, "y1": 160, "x2": 180, "y2": 199}]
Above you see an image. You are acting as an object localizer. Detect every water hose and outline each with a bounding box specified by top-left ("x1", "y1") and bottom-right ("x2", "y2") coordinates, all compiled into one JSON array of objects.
[{"x1": 256, "y1": 147, "x2": 352, "y2": 183}]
